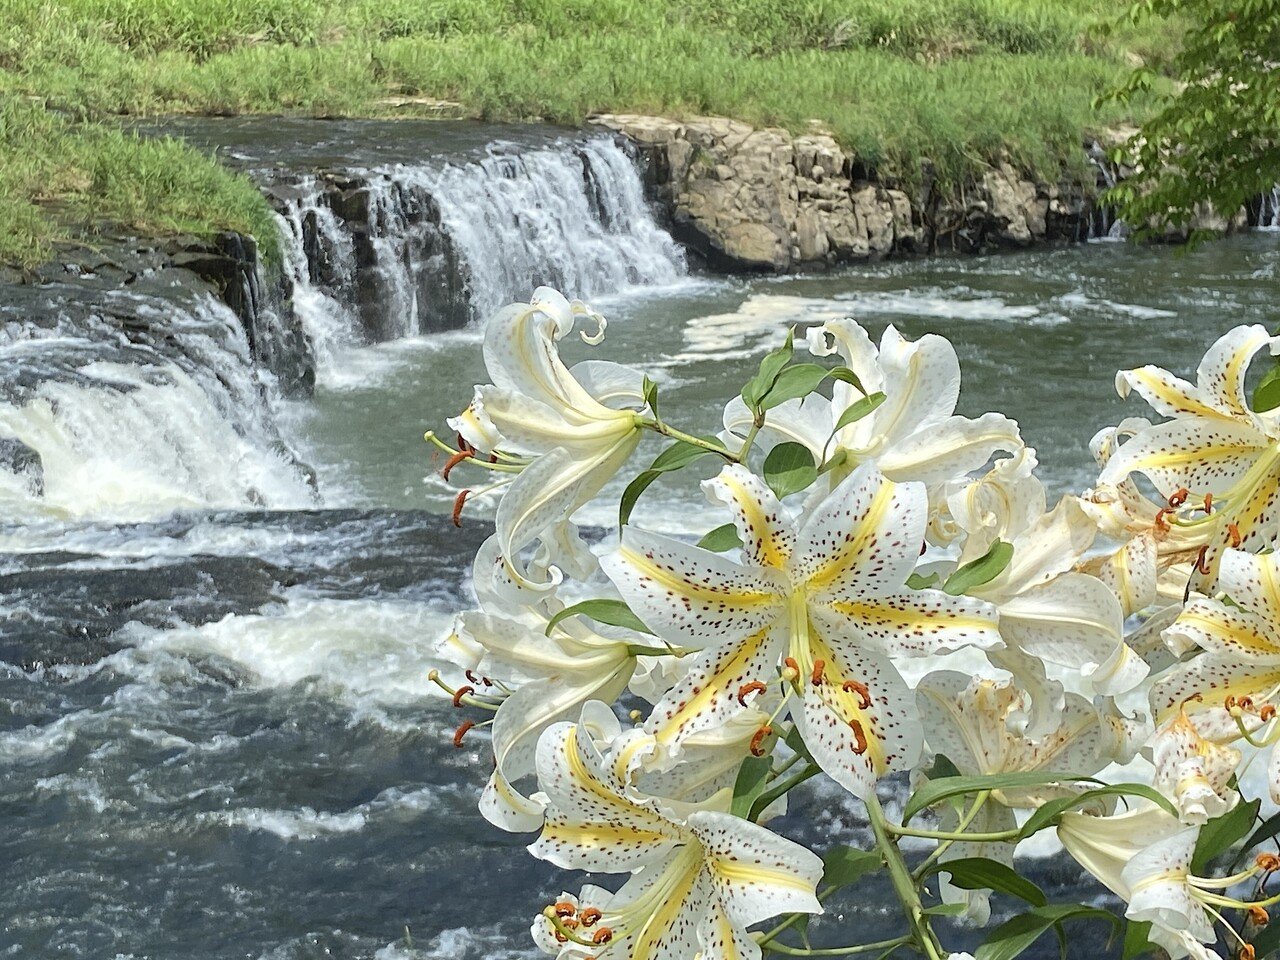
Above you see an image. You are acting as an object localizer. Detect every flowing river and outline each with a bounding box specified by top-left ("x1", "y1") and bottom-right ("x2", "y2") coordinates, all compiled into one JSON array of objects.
[{"x1": 2, "y1": 120, "x2": 1279, "y2": 959}]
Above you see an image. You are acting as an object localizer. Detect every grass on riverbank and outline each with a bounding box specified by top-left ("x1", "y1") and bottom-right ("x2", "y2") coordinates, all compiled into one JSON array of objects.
[{"x1": 0, "y1": 0, "x2": 1173, "y2": 267}]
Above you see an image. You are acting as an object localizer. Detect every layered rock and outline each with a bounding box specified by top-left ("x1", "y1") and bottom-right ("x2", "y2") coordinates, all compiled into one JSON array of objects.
[{"x1": 591, "y1": 113, "x2": 1101, "y2": 271}]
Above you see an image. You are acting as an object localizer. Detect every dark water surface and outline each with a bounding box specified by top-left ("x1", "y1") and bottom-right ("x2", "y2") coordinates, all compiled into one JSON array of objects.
[{"x1": 3, "y1": 119, "x2": 1279, "y2": 958}]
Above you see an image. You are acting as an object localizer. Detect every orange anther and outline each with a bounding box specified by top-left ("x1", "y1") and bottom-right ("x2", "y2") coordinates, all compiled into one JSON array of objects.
[
  {"x1": 1226, "y1": 695, "x2": 1239, "y2": 710},
  {"x1": 1240, "y1": 697, "x2": 1255, "y2": 711},
  {"x1": 736, "y1": 681, "x2": 768, "y2": 706},
  {"x1": 1229, "y1": 522, "x2": 1243, "y2": 548},
  {"x1": 452, "y1": 685, "x2": 474, "y2": 707},
  {"x1": 579, "y1": 907, "x2": 602, "y2": 927},
  {"x1": 1195, "y1": 545, "x2": 1212, "y2": 575},
  {"x1": 842, "y1": 679, "x2": 872, "y2": 709},
  {"x1": 1242, "y1": 945, "x2": 1256, "y2": 960},
  {"x1": 1262, "y1": 705, "x2": 1277, "y2": 722},
  {"x1": 1169, "y1": 487, "x2": 1190, "y2": 508},
  {"x1": 750, "y1": 724, "x2": 773, "y2": 757},
  {"x1": 442, "y1": 448, "x2": 473, "y2": 481},
  {"x1": 554, "y1": 931, "x2": 567, "y2": 943},
  {"x1": 783, "y1": 657, "x2": 800, "y2": 673},
  {"x1": 1203, "y1": 493, "x2": 1214, "y2": 514},
  {"x1": 1154, "y1": 507, "x2": 1174, "y2": 533},
  {"x1": 1256, "y1": 852, "x2": 1280, "y2": 872},
  {"x1": 810, "y1": 659, "x2": 826, "y2": 686},
  {"x1": 452, "y1": 489, "x2": 470, "y2": 528},
  {"x1": 456, "y1": 433, "x2": 474, "y2": 454},
  {"x1": 1249, "y1": 906, "x2": 1270, "y2": 926},
  {"x1": 592, "y1": 928, "x2": 613, "y2": 945},
  {"x1": 562, "y1": 918, "x2": 579, "y2": 930},
  {"x1": 554, "y1": 902, "x2": 576, "y2": 918},
  {"x1": 850, "y1": 719, "x2": 868, "y2": 755},
  {"x1": 453, "y1": 720, "x2": 476, "y2": 748}
]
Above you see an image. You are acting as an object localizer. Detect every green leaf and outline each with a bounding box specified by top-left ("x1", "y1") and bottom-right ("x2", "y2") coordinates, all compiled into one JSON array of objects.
[
  {"x1": 820, "y1": 845, "x2": 883, "y2": 890},
  {"x1": 698, "y1": 522, "x2": 742, "y2": 552},
  {"x1": 922, "y1": 903, "x2": 968, "y2": 917},
  {"x1": 1017, "y1": 783, "x2": 1179, "y2": 840},
  {"x1": 1255, "y1": 363, "x2": 1280, "y2": 413},
  {"x1": 976, "y1": 905, "x2": 1120, "y2": 960},
  {"x1": 1249, "y1": 916, "x2": 1280, "y2": 959},
  {"x1": 827, "y1": 365, "x2": 869, "y2": 395},
  {"x1": 1122, "y1": 920, "x2": 1156, "y2": 960},
  {"x1": 906, "y1": 571, "x2": 941, "y2": 590},
  {"x1": 545, "y1": 599, "x2": 654, "y2": 637},
  {"x1": 784, "y1": 725, "x2": 813, "y2": 762},
  {"x1": 620, "y1": 470, "x2": 663, "y2": 528},
  {"x1": 832, "y1": 391, "x2": 886, "y2": 433},
  {"x1": 619, "y1": 440, "x2": 718, "y2": 526},
  {"x1": 763, "y1": 442, "x2": 818, "y2": 500},
  {"x1": 759, "y1": 363, "x2": 830, "y2": 411},
  {"x1": 935, "y1": 857, "x2": 1047, "y2": 908},
  {"x1": 1235, "y1": 809, "x2": 1280, "y2": 867},
  {"x1": 730, "y1": 755, "x2": 773, "y2": 819},
  {"x1": 742, "y1": 328, "x2": 795, "y2": 409},
  {"x1": 904, "y1": 771, "x2": 1097, "y2": 824},
  {"x1": 642, "y1": 375, "x2": 660, "y2": 419},
  {"x1": 943, "y1": 539, "x2": 1014, "y2": 596},
  {"x1": 1193, "y1": 796, "x2": 1260, "y2": 872}
]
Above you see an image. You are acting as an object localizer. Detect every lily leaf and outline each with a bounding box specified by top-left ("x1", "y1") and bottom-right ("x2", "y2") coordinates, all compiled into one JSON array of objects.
[
  {"x1": 1254, "y1": 362, "x2": 1280, "y2": 413},
  {"x1": 827, "y1": 365, "x2": 869, "y2": 396},
  {"x1": 904, "y1": 771, "x2": 1097, "y2": 823},
  {"x1": 763, "y1": 442, "x2": 818, "y2": 500},
  {"x1": 943, "y1": 539, "x2": 1014, "y2": 596},
  {"x1": 698, "y1": 522, "x2": 742, "y2": 552},
  {"x1": 545, "y1": 599, "x2": 654, "y2": 637},
  {"x1": 934, "y1": 857, "x2": 1047, "y2": 908},
  {"x1": 619, "y1": 439, "x2": 719, "y2": 526},
  {"x1": 821, "y1": 845, "x2": 883, "y2": 890},
  {"x1": 742, "y1": 328, "x2": 795, "y2": 409},
  {"x1": 759, "y1": 363, "x2": 830, "y2": 411},
  {"x1": 1017, "y1": 783, "x2": 1178, "y2": 839},
  {"x1": 1193, "y1": 796, "x2": 1259, "y2": 872},
  {"x1": 977, "y1": 905, "x2": 1120, "y2": 960},
  {"x1": 832, "y1": 391, "x2": 886, "y2": 432},
  {"x1": 730, "y1": 755, "x2": 773, "y2": 819},
  {"x1": 642, "y1": 375, "x2": 660, "y2": 419}
]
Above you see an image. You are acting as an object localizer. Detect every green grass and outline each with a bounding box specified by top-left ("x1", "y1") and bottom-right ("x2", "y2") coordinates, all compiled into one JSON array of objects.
[{"x1": 0, "y1": 0, "x2": 1173, "y2": 267}]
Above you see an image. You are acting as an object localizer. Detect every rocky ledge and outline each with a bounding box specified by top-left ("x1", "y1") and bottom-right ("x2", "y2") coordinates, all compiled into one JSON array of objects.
[{"x1": 589, "y1": 114, "x2": 1253, "y2": 272}]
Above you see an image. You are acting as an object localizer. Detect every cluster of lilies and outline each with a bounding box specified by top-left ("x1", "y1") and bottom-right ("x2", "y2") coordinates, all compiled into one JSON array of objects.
[{"x1": 427, "y1": 287, "x2": 1280, "y2": 960}]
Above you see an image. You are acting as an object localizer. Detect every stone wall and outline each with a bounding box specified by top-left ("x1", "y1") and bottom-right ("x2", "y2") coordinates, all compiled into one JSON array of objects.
[{"x1": 589, "y1": 114, "x2": 1101, "y2": 272}]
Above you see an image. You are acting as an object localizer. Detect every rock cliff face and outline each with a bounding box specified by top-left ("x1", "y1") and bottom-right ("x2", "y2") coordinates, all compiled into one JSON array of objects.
[{"x1": 590, "y1": 114, "x2": 1104, "y2": 271}]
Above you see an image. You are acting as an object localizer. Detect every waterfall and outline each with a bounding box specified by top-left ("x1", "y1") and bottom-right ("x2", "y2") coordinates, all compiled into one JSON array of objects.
[
  {"x1": 1254, "y1": 186, "x2": 1280, "y2": 229},
  {"x1": 270, "y1": 135, "x2": 685, "y2": 363},
  {"x1": 0, "y1": 286, "x2": 317, "y2": 522}
]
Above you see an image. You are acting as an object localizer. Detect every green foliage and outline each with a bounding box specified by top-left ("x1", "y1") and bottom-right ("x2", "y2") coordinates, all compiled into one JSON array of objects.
[
  {"x1": 619, "y1": 438, "x2": 719, "y2": 527},
  {"x1": 731, "y1": 755, "x2": 774, "y2": 818},
  {"x1": 0, "y1": 0, "x2": 1171, "y2": 264},
  {"x1": 1192, "y1": 796, "x2": 1259, "y2": 872},
  {"x1": 543, "y1": 598, "x2": 654, "y2": 636},
  {"x1": 763, "y1": 442, "x2": 819, "y2": 500},
  {"x1": 934, "y1": 857, "x2": 1046, "y2": 907},
  {"x1": 1103, "y1": 0, "x2": 1280, "y2": 242},
  {"x1": 0, "y1": 97, "x2": 278, "y2": 266},
  {"x1": 977, "y1": 904, "x2": 1121, "y2": 960},
  {"x1": 698, "y1": 522, "x2": 743, "y2": 552},
  {"x1": 821, "y1": 845, "x2": 883, "y2": 889},
  {"x1": 942, "y1": 539, "x2": 1014, "y2": 595}
]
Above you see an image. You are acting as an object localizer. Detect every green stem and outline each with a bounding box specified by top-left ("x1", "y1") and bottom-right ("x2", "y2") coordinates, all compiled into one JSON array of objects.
[
  {"x1": 914, "y1": 790, "x2": 991, "y2": 881},
  {"x1": 769, "y1": 750, "x2": 804, "y2": 781},
  {"x1": 888, "y1": 823, "x2": 1019, "y2": 844},
  {"x1": 642, "y1": 419, "x2": 739, "y2": 461},
  {"x1": 750, "y1": 762, "x2": 821, "y2": 821},
  {"x1": 760, "y1": 935, "x2": 912, "y2": 957},
  {"x1": 866, "y1": 793, "x2": 945, "y2": 960},
  {"x1": 737, "y1": 413, "x2": 765, "y2": 461}
]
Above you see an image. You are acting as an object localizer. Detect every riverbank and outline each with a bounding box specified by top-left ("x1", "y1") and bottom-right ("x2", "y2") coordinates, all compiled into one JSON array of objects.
[{"x1": 0, "y1": 0, "x2": 1173, "y2": 268}]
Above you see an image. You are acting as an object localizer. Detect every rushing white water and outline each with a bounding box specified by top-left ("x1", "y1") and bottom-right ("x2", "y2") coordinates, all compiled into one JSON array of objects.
[
  {"x1": 1256, "y1": 186, "x2": 1280, "y2": 229},
  {"x1": 273, "y1": 135, "x2": 686, "y2": 368},
  {"x1": 0, "y1": 293, "x2": 316, "y2": 522}
]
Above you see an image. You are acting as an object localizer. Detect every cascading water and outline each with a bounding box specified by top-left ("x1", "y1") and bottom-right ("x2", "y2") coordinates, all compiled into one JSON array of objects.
[
  {"x1": 270, "y1": 135, "x2": 685, "y2": 369},
  {"x1": 0, "y1": 281, "x2": 317, "y2": 522},
  {"x1": 1254, "y1": 186, "x2": 1280, "y2": 229}
]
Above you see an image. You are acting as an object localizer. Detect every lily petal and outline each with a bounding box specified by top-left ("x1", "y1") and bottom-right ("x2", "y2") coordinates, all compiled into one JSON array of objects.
[{"x1": 703, "y1": 464, "x2": 796, "y2": 570}]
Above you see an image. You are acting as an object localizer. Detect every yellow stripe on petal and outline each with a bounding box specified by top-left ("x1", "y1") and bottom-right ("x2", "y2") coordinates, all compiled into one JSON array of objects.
[
  {"x1": 631, "y1": 854, "x2": 701, "y2": 960},
  {"x1": 652, "y1": 626, "x2": 777, "y2": 746},
  {"x1": 541, "y1": 822, "x2": 675, "y2": 849},
  {"x1": 803, "y1": 479, "x2": 894, "y2": 593},
  {"x1": 809, "y1": 632, "x2": 888, "y2": 774},
  {"x1": 617, "y1": 547, "x2": 781, "y2": 607},
  {"x1": 718, "y1": 470, "x2": 792, "y2": 569},
  {"x1": 712, "y1": 859, "x2": 821, "y2": 894}
]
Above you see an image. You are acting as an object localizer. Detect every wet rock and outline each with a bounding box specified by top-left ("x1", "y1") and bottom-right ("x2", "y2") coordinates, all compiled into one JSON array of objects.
[{"x1": 0, "y1": 437, "x2": 43, "y2": 495}]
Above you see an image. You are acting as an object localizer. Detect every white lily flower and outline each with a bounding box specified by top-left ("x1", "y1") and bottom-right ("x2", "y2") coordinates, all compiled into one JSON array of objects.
[
  {"x1": 601, "y1": 461, "x2": 1001, "y2": 799},
  {"x1": 528, "y1": 706, "x2": 822, "y2": 960},
  {"x1": 448, "y1": 537, "x2": 647, "y2": 832},
  {"x1": 1150, "y1": 709, "x2": 1240, "y2": 826},
  {"x1": 449, "y1": 287, "x2": 648, "y2": 585},
  {"x1": 947, "y1": 452, "x2": 1148, "y2": 704},
  {"x1": 1152, "y1": 548, "x2": 1280, "y2": 801},
  {"x1": 721, "y1": 319, "x2": 1021, "y2": 490},
  {"x1": 1102, "y1": 324, "x2": 1280, "y2": 590},
  {"x1": 916, "y1": 671, "x2": 1134, "y2": 923},
  {"x1": 1081, "y1": 419, "x2": 1209, "y2": 616}
]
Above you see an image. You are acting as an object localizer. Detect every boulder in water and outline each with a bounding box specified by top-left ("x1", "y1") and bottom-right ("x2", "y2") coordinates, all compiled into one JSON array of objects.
[{"x1": 0, "y1": 436, "x2": 43, "y2": 495}]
